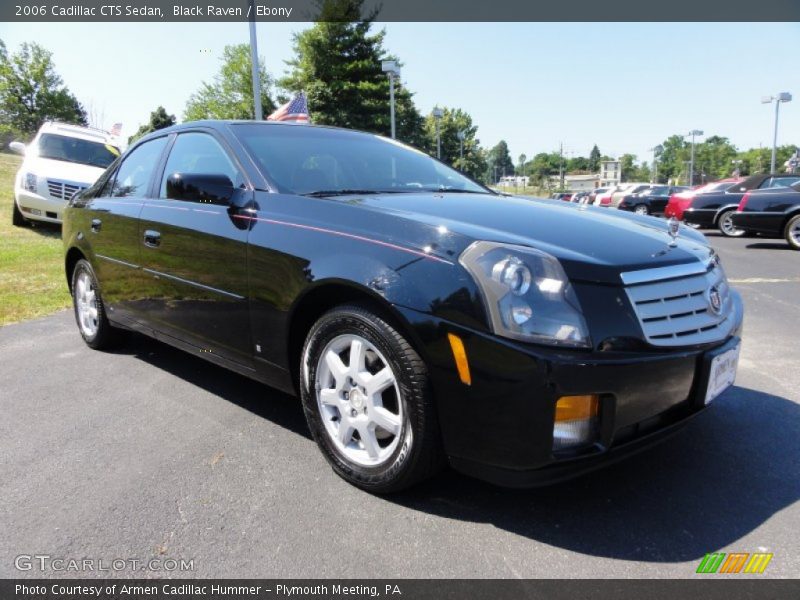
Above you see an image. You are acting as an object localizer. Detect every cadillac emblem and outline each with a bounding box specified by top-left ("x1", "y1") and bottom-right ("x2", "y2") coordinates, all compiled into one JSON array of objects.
[{"x1": 708, "y1": 285, "x2": 723, "y2": 315}]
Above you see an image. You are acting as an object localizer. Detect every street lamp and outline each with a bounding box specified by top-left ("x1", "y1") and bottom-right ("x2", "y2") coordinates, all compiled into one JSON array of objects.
[
  {"x1": 381, "y1": 60, "x2": 401, "y2": 139},
  {"x1": 457, "y1": 129, "x2": 466, "y2": 160},
  {"x1": 761, "y1": 92, "x2": 792, "y2": 173},
  {"x1": 687, "y1": 130, "x2": 703, "y2": 186},
  {"x1": 432, "y1": 107, "x2": 444, "y2": 159},
  {"x1": 248, "y1": 0, "x2": 262, "y2": 120},
  {"x1": 731, "y1": 159, "x2": 743, "y2": 177}
]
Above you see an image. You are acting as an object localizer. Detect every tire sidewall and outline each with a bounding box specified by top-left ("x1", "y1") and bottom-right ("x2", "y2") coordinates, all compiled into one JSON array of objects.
[
  {"x1": 300, "y1": 307, "x2": 425, "y2": 492},
  {"x1": 71, "y1": 259, "x2": 109, "y2": 348},
  {"x1": 785, "y1": 215, "x2": 800, "y2": 250},
  {"x1": 718, "y1": 210, "x2": 744, "y2": 237}
]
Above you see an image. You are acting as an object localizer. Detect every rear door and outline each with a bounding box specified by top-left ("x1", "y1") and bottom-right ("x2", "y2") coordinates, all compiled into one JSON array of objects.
[
  {"x1": 137, "y1": 130, "x2": 253, "y2": 367},
  {"x1": 85, "y1": 136, "x2": 168, "y2": 320}
]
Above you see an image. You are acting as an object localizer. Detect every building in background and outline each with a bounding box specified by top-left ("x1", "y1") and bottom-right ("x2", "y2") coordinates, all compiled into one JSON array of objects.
[{"x1": 599, "y1": 160, "x2": 621, "y2": 187}]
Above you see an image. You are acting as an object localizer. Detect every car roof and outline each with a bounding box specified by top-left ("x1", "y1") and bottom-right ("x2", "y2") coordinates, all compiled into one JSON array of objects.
[{"x1": 37, "y1": 121, "x2": 116, "y2": 144}]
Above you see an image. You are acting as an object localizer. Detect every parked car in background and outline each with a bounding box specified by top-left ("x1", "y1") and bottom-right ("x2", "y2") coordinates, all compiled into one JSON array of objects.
[
  {"x1": 664, "y1": 179, "x2": 741, "y2": 224},
  {"x1": 588, "y1": 187, "x2": 608, "y2": 204},
  {"x1": 551, "y1": 192, "x2": 573, "y2": 202},
  {"x1": 11, "y1": 121, "x2": 121, "y2": 226},
  {"x1": 731, "y1": 182, "x2": 800, "y2": 249},
  {"x1": 571, "y1": 191, "x2": 590, "y2": 204},
  {"x1": 618, "y1": 185, "x2": 690, "y2": 216},
  {"x1": 608, "y1": 183, "x2": 651, "y2": 208},
  {"x1": 594, "y1": 187, "x2": 617, "y2": 207},
  {"x1": 682, "y1": 173, "x2": 800, "y2": 237},
  {"x1": 62, "y1": 120, "x2": 743, "y2": 492}
]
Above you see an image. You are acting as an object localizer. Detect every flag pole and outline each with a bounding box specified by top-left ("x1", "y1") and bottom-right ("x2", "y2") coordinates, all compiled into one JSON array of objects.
[{"x1": 248, "y1": 0, "x2": 263, "y2": 121}]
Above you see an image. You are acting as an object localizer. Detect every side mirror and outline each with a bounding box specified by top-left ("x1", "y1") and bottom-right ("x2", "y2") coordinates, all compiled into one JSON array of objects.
[
  {"x1": 9, "y1": 141, "x2": 26, "y2": 155},
  {"x1": 165, "y1": 172, "x2": 234, "y2": 206}
]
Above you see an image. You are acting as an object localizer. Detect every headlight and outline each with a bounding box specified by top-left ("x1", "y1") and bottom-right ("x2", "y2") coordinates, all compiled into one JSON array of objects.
[
  {"x1": 23, "y1": 172, "x2": 37, "y2": 192},
  {"x1": 459, "y1": 241, "x2": 591, "y2": 348}
]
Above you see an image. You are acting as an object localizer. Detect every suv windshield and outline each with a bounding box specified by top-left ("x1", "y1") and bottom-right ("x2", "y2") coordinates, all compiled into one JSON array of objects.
[
  {"x1": 37, "y1": 133, "x2": 120, "y2": 168},
  {"x1": 232, "y1": 124, "x2": 489, "y2": 196}
]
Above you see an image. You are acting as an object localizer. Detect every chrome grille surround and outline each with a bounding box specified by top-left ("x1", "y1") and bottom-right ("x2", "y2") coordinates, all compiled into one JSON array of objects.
[
  {"x1": 621, "y1": 259, "x2": 734, "y2": 347},
  {"x1": 46, "y1": 179, "x2": 87, "y2": 200}
]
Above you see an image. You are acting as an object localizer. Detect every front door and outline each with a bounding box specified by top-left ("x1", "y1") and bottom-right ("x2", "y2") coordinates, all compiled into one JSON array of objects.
[{"x1": 137, "y1": 130, "x2": 252, "y2": 367}]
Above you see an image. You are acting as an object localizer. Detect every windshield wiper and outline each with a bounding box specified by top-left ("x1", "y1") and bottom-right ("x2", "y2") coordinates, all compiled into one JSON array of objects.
[
  {"x1": 424, "y1": 186, "x2": 488, "y2": 194},
  {"x1": 302, "y1": 189, "x2": 386, "y2": 197}
]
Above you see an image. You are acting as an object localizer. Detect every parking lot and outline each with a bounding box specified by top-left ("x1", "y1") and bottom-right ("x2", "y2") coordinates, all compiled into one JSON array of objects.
[{"x1": 0, "y1": 233, "x2": 798, "y2": 579}]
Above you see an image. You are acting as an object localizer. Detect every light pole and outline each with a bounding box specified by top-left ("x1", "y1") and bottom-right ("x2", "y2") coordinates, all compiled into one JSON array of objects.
[
  {"x1": 731, "y1": 159, "x2": 743, "y2": 177},
  {"x1": 649, "y1": 146, "x2": 661, "y2": 183},
  {"x1": 432, "y1": 107, "x2": 444, "y2": 159},
  {"x1": 457, "y1": 129, "x2": 466, "y2": 161},
  {"x1": 248, "y1": 0, "x2": 262, "y2": 120},
  {"x1": 381, "y1": 61, "x2": 401, "y2": 139},
  {"x1": 687, "y1": 130, "x2": 703, "y2": 186},
  {"x1": 761, "y1": 92, "x2": 792, "y2": 173}
]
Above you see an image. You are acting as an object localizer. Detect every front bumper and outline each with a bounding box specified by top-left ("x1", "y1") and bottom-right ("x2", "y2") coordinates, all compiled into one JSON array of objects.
[
  {"x1": 14, "y1": 188, "x2": 66, "y2": 223},
  {"x1": 397, "y1": 300, "x2": 743, "y2": 487},
  {"x1": 682, "y1": 208, "x2": 717, "y2": 228}
]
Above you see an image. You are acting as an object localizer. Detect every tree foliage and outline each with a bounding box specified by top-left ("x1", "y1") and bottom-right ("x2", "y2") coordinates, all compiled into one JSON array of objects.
[
  {"x1": 280, "y1": 1, "x2": 424, "y2": 144},
  {"x1": 421, "y1": 107, "x2": 485, "y2": 181},
  {"x1": 588, "y1": 144, "x2": 601, "y2": 172},
  {"x1": 184, "y1": 44, "x2": 275, "y2": 122},
  {"x1": 485, "y1": 140, "x2": 515, "y2": 182},
  {"x1": 0, "y1": 40, "x2": 86, "y2": 145},
  {"x1": 129, "y1": 106, "x2": 176, "y2": 144}
]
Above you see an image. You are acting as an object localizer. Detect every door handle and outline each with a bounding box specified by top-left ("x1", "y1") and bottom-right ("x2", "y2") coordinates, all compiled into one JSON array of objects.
[
  {"x1": 90, "y1": 218, "x2": 101, "y2": 233},
  {"x1": 143, "y1": 229, "x2": 161, "y2": 248}
]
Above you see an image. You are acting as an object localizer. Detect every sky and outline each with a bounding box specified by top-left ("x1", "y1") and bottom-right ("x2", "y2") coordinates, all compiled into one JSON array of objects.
[{"x1": 0, "y1": 21, "x2": 798, "y2": 164}]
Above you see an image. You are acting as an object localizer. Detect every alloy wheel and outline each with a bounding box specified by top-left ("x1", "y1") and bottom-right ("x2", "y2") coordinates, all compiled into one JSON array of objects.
[
  {"x1": 314, "y1": 334, "x2": 406, "y2": 467},
  {"x1": 719, "y1": 211, "x2": 745, "y2": 237},
  {"x1": 75, "y1": 271, "x2": 99, "y2": 338}
]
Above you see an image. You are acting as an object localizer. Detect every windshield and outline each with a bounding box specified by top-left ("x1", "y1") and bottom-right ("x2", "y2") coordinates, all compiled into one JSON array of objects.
[
  {"x1": 37, "y1": 133, "x2": 120, "y2": 168},
  {"x1": 232, "y1": 124, "x2": 489, "y2": 196}
]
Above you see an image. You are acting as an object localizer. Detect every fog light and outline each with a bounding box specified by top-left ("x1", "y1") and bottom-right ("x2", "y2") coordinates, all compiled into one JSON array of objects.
[{"x1": 553, "y1": 394, "x2": 599, "y2": 451}]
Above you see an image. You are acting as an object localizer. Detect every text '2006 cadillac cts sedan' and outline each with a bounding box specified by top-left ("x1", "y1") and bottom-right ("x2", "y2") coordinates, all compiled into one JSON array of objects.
[{"x1": 63, "y1": 121, "x2": 743, "y2": 492}]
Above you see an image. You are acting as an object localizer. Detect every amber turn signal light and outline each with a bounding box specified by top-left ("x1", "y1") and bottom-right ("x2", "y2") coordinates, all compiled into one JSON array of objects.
[{"x1": 447, "y1": 333, "x2": 472, "y2": 386}]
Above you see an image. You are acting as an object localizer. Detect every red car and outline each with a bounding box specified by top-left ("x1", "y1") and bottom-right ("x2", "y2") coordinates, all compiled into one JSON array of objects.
[{"x1": 664, "y1": 179, "x2": 741, "y2": 221}]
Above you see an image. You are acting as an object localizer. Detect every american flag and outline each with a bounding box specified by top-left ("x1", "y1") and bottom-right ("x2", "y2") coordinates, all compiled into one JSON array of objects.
[
  {"x1": 267, "y1": 92, "x2": 310, "y2": 123},
  {"x1": 110, "y1": 123, "x2": 122, "y2": 136}
]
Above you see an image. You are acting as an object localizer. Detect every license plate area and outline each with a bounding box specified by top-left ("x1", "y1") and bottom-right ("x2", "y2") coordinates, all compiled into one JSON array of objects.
[{"x1": 704, "y1": 342, "x2": 740, "y2": 404}]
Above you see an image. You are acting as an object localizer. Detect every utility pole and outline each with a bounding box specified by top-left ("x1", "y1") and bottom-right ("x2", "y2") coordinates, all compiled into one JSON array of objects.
[
  {"x1": 381, "y1": 61, "x2": 400, "y2": 139},
  {"x1": 687, "y1": 130, "x2": 703, "y2": 186},
  {"x1": 433, "y1": 107, "x2": 444, "y2": 160},
  {"x1": 559, "y1": 143, "x2": 565, "y2": 190},
  {"x1": 248, "y1": 0, "x2": 262, "y2": 121},
  {"x1": 762, "y1": 93, "x2": 792, "y2": 173}
]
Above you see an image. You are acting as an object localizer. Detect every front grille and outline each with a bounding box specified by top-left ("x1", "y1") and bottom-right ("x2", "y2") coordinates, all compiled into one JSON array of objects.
[
  {"x1": 46, "y1": 179, "x2": 87, "y2": 200},
  {"x1": 622, "y1": 260, "x2": 733, "y2": 347}
]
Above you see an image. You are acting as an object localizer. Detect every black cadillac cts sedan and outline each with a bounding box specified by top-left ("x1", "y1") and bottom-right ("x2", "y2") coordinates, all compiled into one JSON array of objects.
[{"x1": 63, "y1": 121, "x2": 743, "y2": 492}]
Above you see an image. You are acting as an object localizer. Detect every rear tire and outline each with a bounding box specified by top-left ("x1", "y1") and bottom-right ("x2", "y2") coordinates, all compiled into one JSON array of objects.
[
  {"x1": 71, "y1": 259, "x2": 123, "y2": 349},
  {"x1": 633, "y1": 205, "x2": 649, "y2": 215},
  {"x1": 300, "y1": 304, "x2": 444, "y2": 493},
  {"x1": 718, "y1": 209, "x2": 745, "y2": 238},
  {"x1": 785, "y1": 214, "x2": 800, "y2": 250},
  {"x1": 12, "y1": 200, "x2": 27, "y2": 227}
]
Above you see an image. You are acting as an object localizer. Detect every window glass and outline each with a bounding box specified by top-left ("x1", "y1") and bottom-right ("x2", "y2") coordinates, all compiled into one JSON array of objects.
[
  {"x1": 37, "y1": 133, "x2": 120, "y2": 168},
  {"x1": 160, "y1": 132, "x2": 241, "y2": 198},
  {"x1": 763, "y1": 176, "x2": 800, "y2": 189},
  {"x1": 232, "y1": 124, "x2": 487, "y2": 195},
  {"x1": 111, "y1": 137, "x2": 168, "y2": 198}
]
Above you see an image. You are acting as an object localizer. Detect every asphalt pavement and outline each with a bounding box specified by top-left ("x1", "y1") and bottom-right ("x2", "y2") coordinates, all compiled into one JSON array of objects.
[{"x1": 1, "y1": 233, "x2": 798, "y2": 578}]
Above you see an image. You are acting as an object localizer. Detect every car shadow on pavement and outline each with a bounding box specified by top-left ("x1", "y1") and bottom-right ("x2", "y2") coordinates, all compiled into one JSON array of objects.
[
  {"x1": 115, "y1": 332, "x2": 312, "y2": 440},
  {"x1": 387, "y1": 385, "x2": 799, "y2": 563},
  {"x1": 745, "y1": 242, "x2": 792, "y2": 251}
]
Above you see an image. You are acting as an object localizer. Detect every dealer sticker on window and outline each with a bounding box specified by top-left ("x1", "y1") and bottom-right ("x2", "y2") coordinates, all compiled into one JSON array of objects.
[{"x1": 705, "y1": 343, "x2": 740, "y2": 405}]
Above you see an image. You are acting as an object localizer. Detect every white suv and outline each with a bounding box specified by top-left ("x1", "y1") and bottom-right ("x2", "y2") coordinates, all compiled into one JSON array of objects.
[{"x1": 10, "y1": 122, "x2": 120, "y2": 225}]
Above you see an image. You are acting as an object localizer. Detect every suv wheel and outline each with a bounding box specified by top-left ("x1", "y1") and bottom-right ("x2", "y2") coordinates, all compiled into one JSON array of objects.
[
  {"x1": 71, "y1": 259, "x2": 122, "y2": 349},
  {"x1": 785, "y1": 214, "x2": 800, "y2": 250},
  {"x1": 718, "y1": 209, "x2": 745, "y2": 237},
  {"x1": 12, "y1": 200, "x2": 27, "y2": 227},
  {"x1": 300, "y1": 304, "x2": 444, "y2": 493},
  {"x1": 634, "y1": 205, "x2": 649, "y2": 215}
]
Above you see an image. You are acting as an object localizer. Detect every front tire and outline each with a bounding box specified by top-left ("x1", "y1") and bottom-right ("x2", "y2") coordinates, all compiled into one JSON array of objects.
[
  {"x1": 785, "y1": 214, "x2": 800, "y2": 250},
  {"x1": 633, "y1": 205, "x2": 649, "y2": 215},
  {"x1": 12, "y1": 199, "x2": 27, "y2": 227},
  {"x1": 71, "y1": 259, "x2": 121, "y2": 349},
  {"x1": 718, "y1": 209, "x2": 745, "y2": 238},
  {"x1": 300, "y1": 304, "x2": 444, "y2": 493}
]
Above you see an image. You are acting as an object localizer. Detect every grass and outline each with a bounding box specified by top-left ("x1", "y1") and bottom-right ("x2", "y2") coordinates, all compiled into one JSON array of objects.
[{"x1": 0, "y1": 152, "x2": 71, "y2": 326}]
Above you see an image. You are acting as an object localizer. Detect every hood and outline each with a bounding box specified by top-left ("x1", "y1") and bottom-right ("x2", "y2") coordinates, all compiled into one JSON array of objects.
[
  {"x1": 331, "y1": 192, "x2": 713, "y2": 284},
  {"x1": 22, "y1": 156, "x2": 106, "y2": 186}
]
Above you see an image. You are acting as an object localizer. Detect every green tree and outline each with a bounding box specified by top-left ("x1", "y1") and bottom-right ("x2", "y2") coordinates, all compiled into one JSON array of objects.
[
  {"x1": 184, "y1": 44, "x2": 275, "y2": 121},
  {"x1": 0, "y1": 40, "x2": 87, "y2": 145},
  {"x1": 129, "y1": 106, "x2": 176, "y2": 144},
  {"x1": 620, "y1": 153, "x2": 638, "y2": 182},
  {"x1": 485, "y1": 140, "x2": 515, "y2": 183},
  {"x1": 567, "y1": 156, "x2": 590, "y2": 172},
  {"x1": 588, "y1": 144, "x2": 601, "y2": 172},
  {"x1": 422, "y1": 107, "x2": 486, "y2": 181},
  {"x1": 280, "y1": 0, "x2": 424, "y2": 144},
  {"x1": 693, "y1": 135, "x2": 738, "y2": 181}
]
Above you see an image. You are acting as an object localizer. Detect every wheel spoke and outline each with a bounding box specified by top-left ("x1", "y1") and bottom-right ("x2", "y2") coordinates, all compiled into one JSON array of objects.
[
  {"x1": 365, "y1": 367, "x2": 394, "y2": 397},
  {"x1": 319, "y1": 388, "x2": 340, "y2": 407},
  {"x1": 359, "y1": 425, "x2": 381, "y2": 459},
  {"x1": 348, "y1": 338, "x2": 365, "y2": 375},
  {"x1": 337, "y1": 419, "x2": 355, "y2": 446},
  {"x1": 371, "y1": 407, "x2": 401, "y2": 436},
  {"x1": 325, "y1": 351, "x2": 349, "y2": 387}
]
